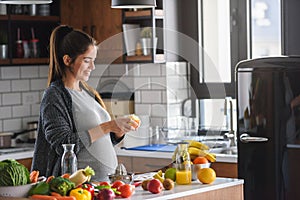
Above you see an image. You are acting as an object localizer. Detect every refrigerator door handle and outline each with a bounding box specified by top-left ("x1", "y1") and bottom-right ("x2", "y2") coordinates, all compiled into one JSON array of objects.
[{"x1": 240, "y1": 133, "x2": 268, "y2": 143}]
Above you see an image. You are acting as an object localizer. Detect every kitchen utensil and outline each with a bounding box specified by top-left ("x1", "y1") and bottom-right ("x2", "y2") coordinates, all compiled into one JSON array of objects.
[
  {"x1": 0, "y1": 132, "x2": 14, "y2": 148},
  {"x1": 27, "y1": 121, "x2": 38, "y2": 143}
]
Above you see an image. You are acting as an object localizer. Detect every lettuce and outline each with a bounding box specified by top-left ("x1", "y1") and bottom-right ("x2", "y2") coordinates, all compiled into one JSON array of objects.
[{"x1": 0, "y1": 159, "x2": 30, "y2": 186}]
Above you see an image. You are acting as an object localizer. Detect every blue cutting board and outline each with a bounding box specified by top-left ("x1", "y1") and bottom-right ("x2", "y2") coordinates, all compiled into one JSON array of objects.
[{"x1": 125, "y1": 144, "x2": 177, "y2": 152}]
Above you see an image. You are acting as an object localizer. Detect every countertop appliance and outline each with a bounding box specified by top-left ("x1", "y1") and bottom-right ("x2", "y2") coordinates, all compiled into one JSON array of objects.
[{"x1": 236, "y1": 56, "x2": 300, "y2": 200}]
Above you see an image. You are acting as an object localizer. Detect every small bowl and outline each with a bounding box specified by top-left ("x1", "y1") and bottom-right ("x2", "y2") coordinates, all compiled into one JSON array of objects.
[
  {"x1": 0, "y1": 176, "x2": 46, "y2": 198},
  {"x1": 108, "y1": 172, "x2": 134, "y2": 184},
  {"x1": 191, "y1": 163, "x2": 211, "y2": 181}
]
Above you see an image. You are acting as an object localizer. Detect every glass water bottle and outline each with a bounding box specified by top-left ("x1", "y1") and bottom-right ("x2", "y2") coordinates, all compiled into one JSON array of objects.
[
  {"x1": 175, "y1": 142, "x2": 192, "y2": 185},
  {"x1": 61, "y1": 144, "x2": 77, "y2": 175}
]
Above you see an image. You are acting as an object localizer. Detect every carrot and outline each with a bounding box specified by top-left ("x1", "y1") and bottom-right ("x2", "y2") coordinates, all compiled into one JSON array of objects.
[
  {"x1": 46, "y1": 175, "x2": 55, "y2": 183},
  {"x1": 56, "y1": 197, "x2": 76, "y2": 200},
  {"x1": 51, "y1": 192, "x2": 62, "y2": 197},
  {"x1": 30, "y1": 170, "x2": 39, "y2": 183},
  {"x1": 61, "y1": 173, "x2": 70, "y2": 179},
  {"x1": 29, "y1": 194, "x2": 57, "y2": 200}
]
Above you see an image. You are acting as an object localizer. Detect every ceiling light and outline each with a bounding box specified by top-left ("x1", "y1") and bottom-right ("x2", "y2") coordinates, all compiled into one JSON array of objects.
[
  {"x1": 111, "y1": 0, "x2": 156, "y2": 9},
  {"x1": 0, "y1": 0, "x2": 52, "y2": 4}
]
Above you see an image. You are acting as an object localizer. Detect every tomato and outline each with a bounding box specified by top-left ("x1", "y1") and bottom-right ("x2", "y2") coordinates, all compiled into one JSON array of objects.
[
  {"x1": 111, "y1": 180, "x2": 125, "y2": 190},
  {"x1": 98, "y1": 181, "x2": 110, "y2": 187},
  {"x1": 118, "y1": 184, "x2": 133, "y2": 198}
]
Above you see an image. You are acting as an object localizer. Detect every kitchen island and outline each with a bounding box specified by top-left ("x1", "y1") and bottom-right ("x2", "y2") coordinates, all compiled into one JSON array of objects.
[{"x1": 0, "y1": 178, "x2": 243, "y2": 200}]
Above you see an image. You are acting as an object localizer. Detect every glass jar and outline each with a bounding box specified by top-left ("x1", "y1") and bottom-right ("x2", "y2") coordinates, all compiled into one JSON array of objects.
[
  {"x1": 61, "y1": 144, "x2": 77, "y2": 175},
  {"x1": 175, "y1": 142, "x2": 192, "y2": 185}
]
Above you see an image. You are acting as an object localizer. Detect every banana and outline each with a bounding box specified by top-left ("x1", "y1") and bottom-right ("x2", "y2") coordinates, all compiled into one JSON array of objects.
[
  {"x1": 153, "y1": 170, "x2": 164, "y2": 183},
  {"x1": 205, "y1": 153, "x2": 216, "y2": 162},
  {"x1": 188, "y1": 140, "x2": 209, "y2": 150},
  {"x1": 188, "y1": 147, "x2": 208, "y2": 157}
]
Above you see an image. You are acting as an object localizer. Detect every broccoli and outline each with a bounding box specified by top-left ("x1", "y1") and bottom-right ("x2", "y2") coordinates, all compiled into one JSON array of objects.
[{"x1": 49, "y1": 176, "x2": 75, "y2": 196}]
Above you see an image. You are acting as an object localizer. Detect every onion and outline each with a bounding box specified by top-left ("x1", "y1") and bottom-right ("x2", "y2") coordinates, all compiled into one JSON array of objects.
[{"x1": 97, "y1": 188, "x2": 116, "y2": 200}]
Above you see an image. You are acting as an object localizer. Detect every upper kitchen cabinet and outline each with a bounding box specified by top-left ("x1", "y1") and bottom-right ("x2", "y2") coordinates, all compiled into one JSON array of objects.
[
  {"x1": 60, "y1": 0, "x2": 123, "y2": 63},
  {"x1": 0, "y1": 2, "x2": 60, "y2": 66},
  {"x1": 122, "y1": 0, "x2": 180, "y2": 63}
]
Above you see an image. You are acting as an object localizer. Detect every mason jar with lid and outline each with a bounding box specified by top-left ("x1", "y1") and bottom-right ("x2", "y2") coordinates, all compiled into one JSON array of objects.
[{"x1": 174, "y1": 142, "x2": 192, "y2": 184}]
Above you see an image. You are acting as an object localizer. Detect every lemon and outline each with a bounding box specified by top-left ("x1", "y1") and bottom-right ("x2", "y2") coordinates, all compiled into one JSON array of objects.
[
  {"x1": 164, "y1": 168, "x2": 176, "y2": 181},
  {"x1": 197, "y1": 167, "x2": 216, "y2": 184}
]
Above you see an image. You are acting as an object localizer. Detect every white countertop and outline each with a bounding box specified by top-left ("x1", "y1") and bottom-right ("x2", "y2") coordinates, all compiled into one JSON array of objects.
[
  {"x1": 130, "y1": 177, "x2": 243, "y2": 200},
  {"x1": 115, "y1": 147, "x2": 237, "y2": 163},
  {"x1": 0, "y1": 145, "x2": 237, "y2": 164}
]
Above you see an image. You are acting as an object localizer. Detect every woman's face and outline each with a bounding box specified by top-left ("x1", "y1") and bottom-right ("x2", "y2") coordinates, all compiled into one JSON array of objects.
[{"x1": 70, "y1": 45, "x2": 97, "y2": 82}]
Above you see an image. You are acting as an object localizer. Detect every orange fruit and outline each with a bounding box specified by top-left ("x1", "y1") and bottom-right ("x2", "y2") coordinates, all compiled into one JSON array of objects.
[
  {"x1": 128, "y1": 114, "x2": 141, "y2": 128},
  {"x1": 193, "y1": 156, "x2": 208, "y2": 164},
  {"x1": 197, "y1": 167, "x2": 216, "y2": 184}
]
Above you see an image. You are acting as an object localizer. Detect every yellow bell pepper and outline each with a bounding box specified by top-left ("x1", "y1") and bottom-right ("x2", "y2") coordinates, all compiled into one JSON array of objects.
[{"x1": 69, "y1": 188, "x2": 91, "y2": 200}]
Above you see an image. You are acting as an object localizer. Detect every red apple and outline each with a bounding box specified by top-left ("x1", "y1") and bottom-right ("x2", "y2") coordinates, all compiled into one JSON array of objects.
[
  {"x1": 111, "y1": 180, "x2": 125, "y2": 190},
  {"x1": 147, "y1": 179, "x2": 163, "y2": 194}
]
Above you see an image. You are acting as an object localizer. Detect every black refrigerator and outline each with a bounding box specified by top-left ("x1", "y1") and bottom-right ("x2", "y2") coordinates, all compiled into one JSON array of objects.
[{"x1": 236, "y1": 56, "x2": 300, "y2": 200}]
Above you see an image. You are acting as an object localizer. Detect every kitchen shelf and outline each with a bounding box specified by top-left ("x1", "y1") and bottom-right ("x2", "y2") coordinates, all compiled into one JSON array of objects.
[
  {"x1": 0, "y1": 2, "x2": 60, "y2": 66},
  {"x1": 10, "y1": 15, "x2": 59, "y2": 22},
  {"x1": 121, "y1": 0, "x2": 179, "y2": 63}
]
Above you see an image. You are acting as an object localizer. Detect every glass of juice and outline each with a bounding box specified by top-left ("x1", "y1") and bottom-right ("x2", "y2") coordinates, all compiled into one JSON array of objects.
[{"x1": 175, "y1": 142, "x2": 192, "y2": 185}]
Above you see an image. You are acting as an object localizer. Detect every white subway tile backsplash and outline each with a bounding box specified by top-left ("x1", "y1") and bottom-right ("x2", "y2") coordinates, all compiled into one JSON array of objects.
[
  {"x1": 12, "y1": 105, "x2": 30, "y2": 117},
  {"x1": 175, "y1": 62, "x2": 188, "y2": 75},
  {"x1": 134, "y1": 77, "x2": 151, "y2": 90},
  {"x1": 109, "y1": 64, "x2": 127, "y2": 76},
  {"x1": 134, "y1": 91, "x2": 141, "y2": 103},
  {"x1": 140, "y1": 63, "x2": 161, "y2": 76},
  {"x1": 151, "y1": 104, "x2": 167, "y2": 117},
  {"x1": 167, "y1": 75, "x2": 189, "y2": 90},
  {"x1": 150, "y1": 117, "x2": 165, "y2": 127},
  {"x1": 38, "y1": 65, "x2": 49, "y2": 78},
  {"x1": 30, "y1": 79, "x2": 47, "y2": 90},
  {"x1": 21, "y1": 66, "x2": 39, "y2": 78},
  {"x1": 1, "y1": 67, "x2": 20, "y2": 79},
  {"x1": 134, "y1": 104, "x2": 151, "y2": 115},
  {"x1": 0, "y1": 80, "x2": 11, "y2": 92},
  {"x1": 94, "y1": 64, "x2": 109, "y2": 77},
  {"x1": 31, "y1": 104, "x2": 40, "y2": 116},
  {"x1": 12, "y1": 80, "x2": 30, "y2": 91},
  {"x1": 2, "y1": 93, "x2": 21, "y2": 105},
  {"x1": 22, "y1": 92, "x2": 39, "y2": 105},
  {"x1": 3, "y1": 118, "x2": 22, "y2": 131},
  {"x1": 141, "y1": 91, "x2": 162, "y2": 103},
  {"x1": 0, "y1": 106, "x2": 12, "y2": 119},
  {"x1": 151, "y1": 77, "x2": 166, "y2": 89},
  {"x1": 0, "y1": 120, "x2": 2, "y2": 132},
  {"x1": 120, "y1": 77, "x2": 134, "y2": 90},
  {"x1": 168, "y1": 103, "x2": 182, "y2": 116}
]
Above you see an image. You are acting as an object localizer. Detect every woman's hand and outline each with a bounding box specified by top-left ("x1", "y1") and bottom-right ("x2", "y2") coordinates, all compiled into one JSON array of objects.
[
  {"x1": 110, "y1": 117, "x2": 139, "y2": 138},
  {"x1": 88, "y1": 116, "x2": 139, "y2": 142}
]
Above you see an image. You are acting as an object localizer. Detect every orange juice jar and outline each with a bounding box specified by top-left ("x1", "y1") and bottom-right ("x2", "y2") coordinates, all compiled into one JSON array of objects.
[{"x1": 175, "y1": 142, "x2": 192, "y2": 185}]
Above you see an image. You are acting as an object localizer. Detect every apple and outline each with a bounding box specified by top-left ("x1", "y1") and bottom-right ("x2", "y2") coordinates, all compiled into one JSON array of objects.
[
  {"x1": 147, "y1": 178, "x2": 163, "y2": 194},
  {"x1": 111, "y1": 180, "x2": 125, "y2": 190}
]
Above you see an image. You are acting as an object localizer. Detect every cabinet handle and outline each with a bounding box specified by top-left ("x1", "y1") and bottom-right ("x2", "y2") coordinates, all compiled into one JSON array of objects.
[
  {"x1": 145, "y1": 164, "x2": 165, "y2": 168},
  {"x1": 91, "y1": 25, "x2": 96, "y2": 38},
  {"x1": 82, "y1": 26, "x2": 88, "y2": 33}
]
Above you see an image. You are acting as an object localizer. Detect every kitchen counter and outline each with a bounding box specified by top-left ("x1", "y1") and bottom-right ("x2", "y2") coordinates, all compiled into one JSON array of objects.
[
  {"x1": 0, "y1": 177, "x2": 244, "y2": 200},
  {"x1": 115, "y1": 147, "x2": 237, "y2": 163},
  {"x1": 0, "y1": 145, "x2": 237, "y2": 163}
]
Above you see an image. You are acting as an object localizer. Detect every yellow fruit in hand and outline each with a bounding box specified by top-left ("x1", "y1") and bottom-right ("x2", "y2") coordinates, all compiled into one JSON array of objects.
[
  {"x1": 197, "y1": 167, "x2": 216, "y2": 184},
  {"x1": 128, "y1": 114, "x2": 141, "y2": 128}
]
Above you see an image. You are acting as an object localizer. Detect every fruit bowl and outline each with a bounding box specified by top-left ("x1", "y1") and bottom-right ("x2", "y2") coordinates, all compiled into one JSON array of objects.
[
  {"x1": 0, "y1": 176, "x2": 46, "y2": 198},
  {"x1": 191, "y1": 163, "x2": 211, "y2": 181}
]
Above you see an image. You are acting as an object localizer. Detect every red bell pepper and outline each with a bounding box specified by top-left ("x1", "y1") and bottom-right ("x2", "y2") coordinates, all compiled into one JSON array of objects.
[{"x1": 77, "y1": 183, "x2": 94, "y2": 200}]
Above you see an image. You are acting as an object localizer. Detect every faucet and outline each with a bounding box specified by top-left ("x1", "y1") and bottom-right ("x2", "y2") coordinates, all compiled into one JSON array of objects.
[{"x1": 224, "y1": 97, "x2": 236, "y2": 146}]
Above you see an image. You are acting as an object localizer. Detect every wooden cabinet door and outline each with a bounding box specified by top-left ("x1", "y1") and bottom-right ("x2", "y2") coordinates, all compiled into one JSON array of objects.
[{"x1": 60, "y1": 0, "x2": 123, "y2": 63}]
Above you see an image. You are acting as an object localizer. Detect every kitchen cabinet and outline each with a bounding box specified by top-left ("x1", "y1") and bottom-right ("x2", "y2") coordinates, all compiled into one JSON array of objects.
[
  {"x1": 118, "y1": 155, "x2": 237, "y2": 177},
  {"x1": 0, "y1": 3, "x2": 60, "y2": 66},
  {"x1": 121, "y1": 0, "x2": 180, "y2": 63},
  {"x1": 16, "y1": 158, "x2": 32, "y2": 171},
  {"x1": 60, "y1": 0, "x2": 123, "y2": 63},
  {"x1": 117, "y1": 155, "x2": 172, "y2": 173}
]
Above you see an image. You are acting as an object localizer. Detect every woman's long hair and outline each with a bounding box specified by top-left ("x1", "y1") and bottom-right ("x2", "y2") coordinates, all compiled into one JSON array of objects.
[{"x1": 48, "y1": 25, "x2": 105, "y2": 108}]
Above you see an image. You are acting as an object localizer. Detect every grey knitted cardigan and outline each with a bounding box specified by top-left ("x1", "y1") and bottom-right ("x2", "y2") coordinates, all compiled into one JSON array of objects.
[{"x1": 31, "y1": 79, "x2": 122, "y2": 177}]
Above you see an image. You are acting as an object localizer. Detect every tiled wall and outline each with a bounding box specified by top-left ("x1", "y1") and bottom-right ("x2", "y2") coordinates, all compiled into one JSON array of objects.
[{"x1": 0, "y1": 62, "x2": 190, "y2": 133}]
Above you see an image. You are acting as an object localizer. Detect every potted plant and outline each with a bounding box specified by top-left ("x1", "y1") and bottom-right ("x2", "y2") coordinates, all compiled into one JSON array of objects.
[
  {"x1": 140, "y1": 27, "x2": 157, "y2": 56},
  {"x1": 0, "y1": 30, "x2": 8, "y2": 59}
]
